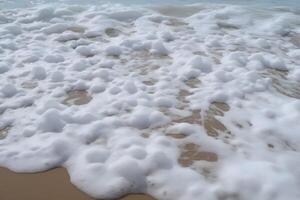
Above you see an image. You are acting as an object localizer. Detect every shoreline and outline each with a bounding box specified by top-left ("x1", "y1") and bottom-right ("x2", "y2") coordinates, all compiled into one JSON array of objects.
[{"x1": 0, "y1": 167, "x2": 156, "y2": 200}]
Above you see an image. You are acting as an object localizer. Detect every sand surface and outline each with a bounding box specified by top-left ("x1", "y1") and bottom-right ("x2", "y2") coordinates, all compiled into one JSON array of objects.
[{"x1": 0, "y1": 167, "x2": 156, "y2": 200}]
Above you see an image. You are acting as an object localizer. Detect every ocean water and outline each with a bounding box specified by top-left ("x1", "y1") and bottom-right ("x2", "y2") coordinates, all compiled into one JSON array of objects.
[
  {"x1": 1, "y1": 0, "x2": 300, "y2": 9},
  {"x1": 0, "y1": 0, "x2": 300, "y2": 200}
]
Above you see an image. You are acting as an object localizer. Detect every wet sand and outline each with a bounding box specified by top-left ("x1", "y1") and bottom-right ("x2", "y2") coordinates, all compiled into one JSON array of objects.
[
  {"x1": 179, "y1": 143, "x2": 218, "y2": 167},
  {"x1": 261, "y1": 69, "x2": 300, "y2": 99},
  {"x1": 63, "y1": 90, "x2": 92, "y2": 106},
  {"x1": 0, "y1": 167, "x2": 156, "y2": 200},
  {"x1": 0, "y1": 126, "x2": 10, "y2": 140}
]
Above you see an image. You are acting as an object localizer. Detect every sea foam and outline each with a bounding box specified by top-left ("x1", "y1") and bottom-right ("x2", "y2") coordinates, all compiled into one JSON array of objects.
[{"x1": 0, "y1": 2, "x2": 300, "y2": 200}]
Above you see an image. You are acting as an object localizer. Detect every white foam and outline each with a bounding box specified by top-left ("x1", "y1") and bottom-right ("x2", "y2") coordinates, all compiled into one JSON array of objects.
[
  {"x1": 72, "y1": 60, "x2": 91, "y2": 71},
  {"x1": 44, "y1": 54, "x2": 65, "y2": 63},
  {"x1": 0, "y1": 3, "x2": 300, "y2": 200},
  {"x1": 1, "y1": 84, "x2": 18, "y2": 98},
  {"x1": 0, "y1": 64, "x2": 9, "y2": 74},
  {"x1": 37, "y1": 109, "x2": 66, "y2": 133},
  {"x1": 51, "y1": 71, "x2": 65, "y2": 82},
  {"x1": 105, "y1": 46, "x2": 122, "y2": 56},
  {"x1": 32, "y1": 66, "x2": 47, "y2": 80},
  {"x1": 152, "y1": 41, "x2": 169, "y2": 56}
]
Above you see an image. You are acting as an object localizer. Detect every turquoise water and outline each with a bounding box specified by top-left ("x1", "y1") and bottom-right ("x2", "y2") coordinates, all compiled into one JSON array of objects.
[{"x1": 1, "y1": 0, "x2": 299, "y2": 9}]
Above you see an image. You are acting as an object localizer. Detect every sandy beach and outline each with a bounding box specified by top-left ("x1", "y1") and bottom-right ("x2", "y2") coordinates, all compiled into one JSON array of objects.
[{"x1": 0, "y1": 167, "x2": 156, "y2": 200}]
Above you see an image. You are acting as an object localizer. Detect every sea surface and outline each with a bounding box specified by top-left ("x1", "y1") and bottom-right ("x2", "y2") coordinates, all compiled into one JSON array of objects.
[{"x1": 1, "y1": 0, "x2": 300, "y2": 9}]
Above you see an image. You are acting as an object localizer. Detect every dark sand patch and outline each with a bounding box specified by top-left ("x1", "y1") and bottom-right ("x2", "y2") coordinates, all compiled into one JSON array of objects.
[
  {"x1": 63, "y1": 90, "x2": 92, "y2": 106},
  {"x1": 21, "y1": 81, "x2": 38, "y2": 89},
  {"x1": 184, "y1": 78, "x2": 201, "y2": 88},
  {"x1": 176, "y1": 87, "x2": 230, "y2": 137},
  {"x1": 208, "y1": 102, "x2": 230, "y2": 116},
  {"x1": 166, "y1": 133, "x2": 187, "y2": 139},
  {"x1": 204, "y1": 116, "x2": 227, "y2": 137},
  {"x1": 0, "y1": 167, "x2": 156, "y2": 200},
  {"x1": 165, "y1": 18, "x2": 188, "y2": 27},
  {"x1": 179, "y1": 143, "x2": 218, "y2": 167},
  {"x1": 193, "y1": 51, "x2": 207, "y2": 56},
  {"x1": 143, "y1": 80, "x2": 157, "y2": 86},
  {"x1": 204, "y1": 102, "x2": 230, "y2": 137},
  {"x1": 0, "y1": 126, "x2": 10, "y2": 140},
  {"x1": 139, "y1": 65, "x2": 161, "y2": 76},
  {"x1": 69, "y1": 26, "x2": 86, "y2": 33},
  {"x1": 105, "y1": 28, "x2": 120, "y2": 38},
  {"x1": 173, "y1": 110, "x2": 202, "y2": 124},
  {"x1": 262, "y1": 69, "x2": 300, "y2": 99},
  {"x1": 290, "y1": 33, "x2": 300, "y2": 47},
  {"x1": 217, "y1": 21, "x2": 240, "y2": 30},
  {"x1": 177, "y1": 89, "x2": 191, "y2": 103}
]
